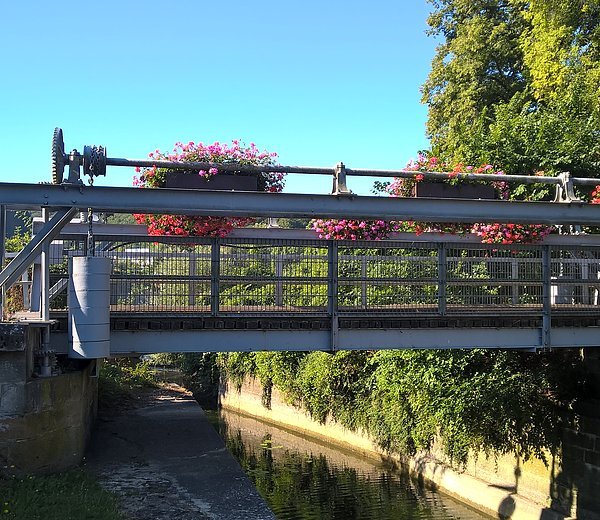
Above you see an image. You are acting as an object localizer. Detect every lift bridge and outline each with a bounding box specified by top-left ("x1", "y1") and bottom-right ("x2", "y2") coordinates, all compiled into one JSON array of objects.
[{"x1": 2, "y1": 129, "x2": 600, "y2": 359}]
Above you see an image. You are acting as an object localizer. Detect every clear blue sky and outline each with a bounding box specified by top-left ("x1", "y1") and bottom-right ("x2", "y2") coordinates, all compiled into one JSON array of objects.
[{"x1": 0, "y1": 1, "x2": 436, "y2": 195}]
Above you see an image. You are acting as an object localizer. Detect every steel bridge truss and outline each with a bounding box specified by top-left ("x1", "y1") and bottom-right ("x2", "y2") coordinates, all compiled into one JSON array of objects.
[{"x1": 34, "y1": 228, "x2": 600, "y2": 353}]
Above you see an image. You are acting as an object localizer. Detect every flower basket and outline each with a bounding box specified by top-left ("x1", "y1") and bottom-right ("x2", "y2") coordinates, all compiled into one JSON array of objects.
[
  {"x1": 165, "y1": 171, "x2": 259, "y2": 191},
  {"x1": 414, "y1": 182, "x2": 496, "y2": 200},
  {"x1": 133, "y1": 140, "x2": 284, "y2": 237}
]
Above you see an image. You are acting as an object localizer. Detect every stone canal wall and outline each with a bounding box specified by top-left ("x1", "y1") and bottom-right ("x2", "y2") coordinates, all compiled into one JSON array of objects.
[
  {"x1": 0, "y1": 323, "x2": 98, "y2": 475},
  {"x1": 220, "y1": 376, "x2": 600, "y2": 520}
]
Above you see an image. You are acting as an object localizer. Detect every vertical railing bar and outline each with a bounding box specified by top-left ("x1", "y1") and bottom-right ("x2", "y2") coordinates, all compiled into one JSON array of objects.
[
  {"x1": 188, "y1": 249, "x2": 196, "y2": 307},
  {"x1": 438, "y1": 243, "x2": 447, "y2": 316},
  {"x1": 211, "y1": 238, "x2": 220, "y2": 316},
  {"x1": 0, "y1": 204, "x2": 5, "y2": 319},
  {"x1": 542, "y1": 244, "x2": 551, "y2": 350},
  {"x1": 328, "y1": 241, "x2": 339, "y2": 351},
  {"x1": 275, "y1": 251, "x2": 283, "y2": 308},
  {"x1": 41, "y1": 208, "x2": 50, "y2": 321},
  {"x1": 511, "y1": 257, "x2": 519, "y2": 305},
  {"x1": 21, "y1": 269, "x2": 30, "y2": 310},
  {"x1": 581, "y1": 257, "x2": 589, "y2": 305},
  {"x1": 361, "y1": 255, "x2": 367, "y2": 309}
]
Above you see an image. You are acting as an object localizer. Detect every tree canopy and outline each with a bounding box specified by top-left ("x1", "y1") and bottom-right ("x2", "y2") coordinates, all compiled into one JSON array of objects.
[{"x1": 422, "y1": 0, "x2": 600, "y2": 181}]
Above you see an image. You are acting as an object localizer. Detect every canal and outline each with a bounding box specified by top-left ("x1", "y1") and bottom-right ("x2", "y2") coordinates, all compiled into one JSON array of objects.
[{"x1": 207, "y1": 408, "x2": 492, "y2": 520}]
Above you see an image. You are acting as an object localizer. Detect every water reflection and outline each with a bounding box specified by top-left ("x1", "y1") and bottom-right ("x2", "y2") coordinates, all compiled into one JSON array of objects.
[{"x1": 208, "y1": 409, "x2": 491, "y2": 520}]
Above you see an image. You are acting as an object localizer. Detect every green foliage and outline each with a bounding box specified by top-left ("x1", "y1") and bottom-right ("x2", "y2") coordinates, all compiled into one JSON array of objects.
[
  {"x1": 422, "y1": 0, "x2": 527, "y2": 161},
  {"x1": 106, "y1": 213, "x2": 136, "y2": 225},
  {"x1": 0, "y1": 469, "x2": 123, "y2": 520},
  {"x1": 219, "y1": 348, "x2": 585, "y2": 466},
  {"x1": 2, "y1": 227, "x2": 32, "y2": 318},
  {"x1": 423, "y1": 0, "x2": 600, "y2": 181},
  {"x1": 98, "y1": 359, "x2": 157, "y2": 409},
  {"x1": 4, "y1": 231, "x2": 30, "y2": 254}
]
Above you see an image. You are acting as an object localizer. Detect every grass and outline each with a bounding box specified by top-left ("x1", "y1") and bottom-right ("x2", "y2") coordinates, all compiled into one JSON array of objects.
[
  {"x1": 0, "y1": 468, "x2": 124, "y2": 520},
  {"x1": 0, "y1": 359, "x2": 160, "y2": 519}
]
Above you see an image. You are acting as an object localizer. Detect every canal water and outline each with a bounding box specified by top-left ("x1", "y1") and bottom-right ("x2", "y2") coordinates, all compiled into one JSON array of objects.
[{"x1": 207, "y1": 408, "x2": 492, "y2": 520}]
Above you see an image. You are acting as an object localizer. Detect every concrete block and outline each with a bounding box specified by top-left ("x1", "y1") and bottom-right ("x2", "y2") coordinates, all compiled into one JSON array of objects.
[
  {"x1": 581, "y1": 416, "x2": 600, "y2": 436},
  {"x1": 564, "y1": 428, "x2": 597, "y2": 450},
  {"x1": 0, "y1": 351, "x2": 27, "y2": 384},
  {"x1": 0, "y1": 382, "x2": 26, "y2": 416},
  {"x1": 584, "y1": 449, "x2": 600, "y2": 467},
  {"x1": 0, "y1": 324, "x2": 27, "y2": 351},
  {"x1": 572, "y1": 399, "x2": 600, "y2": 418}
]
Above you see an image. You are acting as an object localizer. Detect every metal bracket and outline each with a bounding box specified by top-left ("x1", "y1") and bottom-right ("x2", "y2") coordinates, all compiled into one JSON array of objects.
[
  {"x1": 67, "y1": 149, "x2": 84, "y2": 184},
  {"x1": 331, "y1": 162, "x2": 353, "y2": 196},
  {"x1": 554, "y1": 172, "x2": 581, "y2": 203},
  {"x1": 554, "y1": 172, "x2": 584, "y2": 234}
]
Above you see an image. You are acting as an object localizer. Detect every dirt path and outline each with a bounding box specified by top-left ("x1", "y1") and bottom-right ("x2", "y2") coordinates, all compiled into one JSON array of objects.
[{"x1": 85, "y1": 384, "x2": 275, "y2": 520}]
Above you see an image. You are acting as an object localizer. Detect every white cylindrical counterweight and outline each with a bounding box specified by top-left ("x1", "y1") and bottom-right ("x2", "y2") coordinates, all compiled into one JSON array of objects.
[{"x1": 68, "y1": 256, "x2": 111, "y2": 358}]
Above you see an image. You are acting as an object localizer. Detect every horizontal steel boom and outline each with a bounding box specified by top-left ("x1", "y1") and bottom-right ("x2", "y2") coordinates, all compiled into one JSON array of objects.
[{"x1": 2, "y1": 182, "x2": 600, "y2": 224}]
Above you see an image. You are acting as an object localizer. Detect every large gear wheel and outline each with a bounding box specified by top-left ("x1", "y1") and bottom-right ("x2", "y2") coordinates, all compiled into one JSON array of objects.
[
  {"x1": 83, "y1": 145, "x2": 107, "y2": 179},
  {"x1": 51, "y1": 127, "x2": 66, "y2": 184}
]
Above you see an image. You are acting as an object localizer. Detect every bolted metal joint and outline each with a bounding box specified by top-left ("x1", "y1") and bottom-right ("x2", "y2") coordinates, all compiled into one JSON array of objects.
[
  {"x1": 331, "y1": 162, "x2": 353, "y2": 196},
  {"x1": 67, "y1": 149, "x2": 84, "y2": 184}
]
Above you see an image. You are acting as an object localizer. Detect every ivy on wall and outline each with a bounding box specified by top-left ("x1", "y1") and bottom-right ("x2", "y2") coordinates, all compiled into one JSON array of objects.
[{"x1": 218, "y1": 349, "x2": 586, "y2": 466}]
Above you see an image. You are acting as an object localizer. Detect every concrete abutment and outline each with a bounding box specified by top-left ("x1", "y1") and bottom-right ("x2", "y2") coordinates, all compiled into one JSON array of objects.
[{"x1": 0, "y1": 323, "x2": 97, "y2": 476}]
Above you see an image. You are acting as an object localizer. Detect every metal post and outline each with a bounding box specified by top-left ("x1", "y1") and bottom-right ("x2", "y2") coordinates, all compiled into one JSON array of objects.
[
  {"x1": 581, "y1": 259, "x2": 589, "y2": 305},
  {"x1": 275, "y1": 253, "x2": 283, "y2": 308},
  {"x1": 210, "y1": 239, "x2": 220, "y2": 316},
  {"x1": 511, "y1": 258, "x2": 519, "y2": 305},
  {"x1": 361, "y1": 256, "x2": 367, "y2": 309},
  {"x1": 328, "y1": 242, "x2": 339, "y2": 351},
  {"x1": 542, "y1": 245, "x2": 552, "y2": 350},
  {"x1": 438, "y1": 244, "x2": 447, "y2": 316},
  {"x1": 41, "y1": 208, "x2": 50, "y2": 321},
  {"x1": 188, "y1": 250, "x2": 196, "y2": 307},
  {"x1": 331, "y1": 162, "x2": 352, "y2": 195},
  {"x1": 21, "y1": 269, "x2": 30, "y2": 310},
  {"x1": 0, "y1": 205, "x2": 5, "y2": 319}
]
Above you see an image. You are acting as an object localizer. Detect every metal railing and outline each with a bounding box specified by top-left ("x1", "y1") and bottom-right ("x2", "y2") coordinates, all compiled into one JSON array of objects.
[{"x1": 42, "y1": 233, "x2": 600, "y2": 320}]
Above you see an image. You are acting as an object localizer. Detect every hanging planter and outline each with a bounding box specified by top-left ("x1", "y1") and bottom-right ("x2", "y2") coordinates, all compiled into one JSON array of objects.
[
  {"x1": 133, "y1": 140, "x2": 284, "y2": 237},
  {"x1": 165, "y1": 170, "x2": 259, "y2": 191},
  {"x1": 413, "y1": 181, "x2": 496, "y2": 200}
]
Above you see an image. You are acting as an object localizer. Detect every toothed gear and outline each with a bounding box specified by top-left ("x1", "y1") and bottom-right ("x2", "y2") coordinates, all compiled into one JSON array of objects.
[
  {"x1": 83, "y1": 145, "x2": 107, "y2": 178},
  {"x1": 51, "y1": 127, "x2": 66, "y2": 184}
]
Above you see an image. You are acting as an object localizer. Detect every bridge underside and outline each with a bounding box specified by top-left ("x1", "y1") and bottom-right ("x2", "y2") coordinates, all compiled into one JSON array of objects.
[{"x1": 47, "y1": 314, "x2": 600, "y2": 354}]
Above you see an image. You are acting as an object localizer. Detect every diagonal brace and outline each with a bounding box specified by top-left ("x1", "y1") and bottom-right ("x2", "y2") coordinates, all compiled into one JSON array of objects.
[{"x1": 0, "y1": 207, "x2": 78, "y2": 291}]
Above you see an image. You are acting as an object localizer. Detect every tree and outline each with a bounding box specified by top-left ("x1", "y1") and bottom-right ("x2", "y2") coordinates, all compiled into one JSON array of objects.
[
  {"x1": 422, "y1": 0, "x2": 600, "y2": 182},
  {"x1": 422, "y1": 0, "x2": 528, "y2": 161}
]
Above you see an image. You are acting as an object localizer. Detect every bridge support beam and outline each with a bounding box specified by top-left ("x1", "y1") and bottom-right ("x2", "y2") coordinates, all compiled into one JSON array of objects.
[{"x1": 46, "y1": 327, "x2": 600, "y2": 355}]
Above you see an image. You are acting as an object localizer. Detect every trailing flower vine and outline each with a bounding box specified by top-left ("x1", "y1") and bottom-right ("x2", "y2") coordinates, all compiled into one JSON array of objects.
[
  {"x1": 311, "y1": 155, "x2": 559, "y2": 244},
  {"x1": 134, "y1": 140, "x2": 284, "y2": 237}
]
